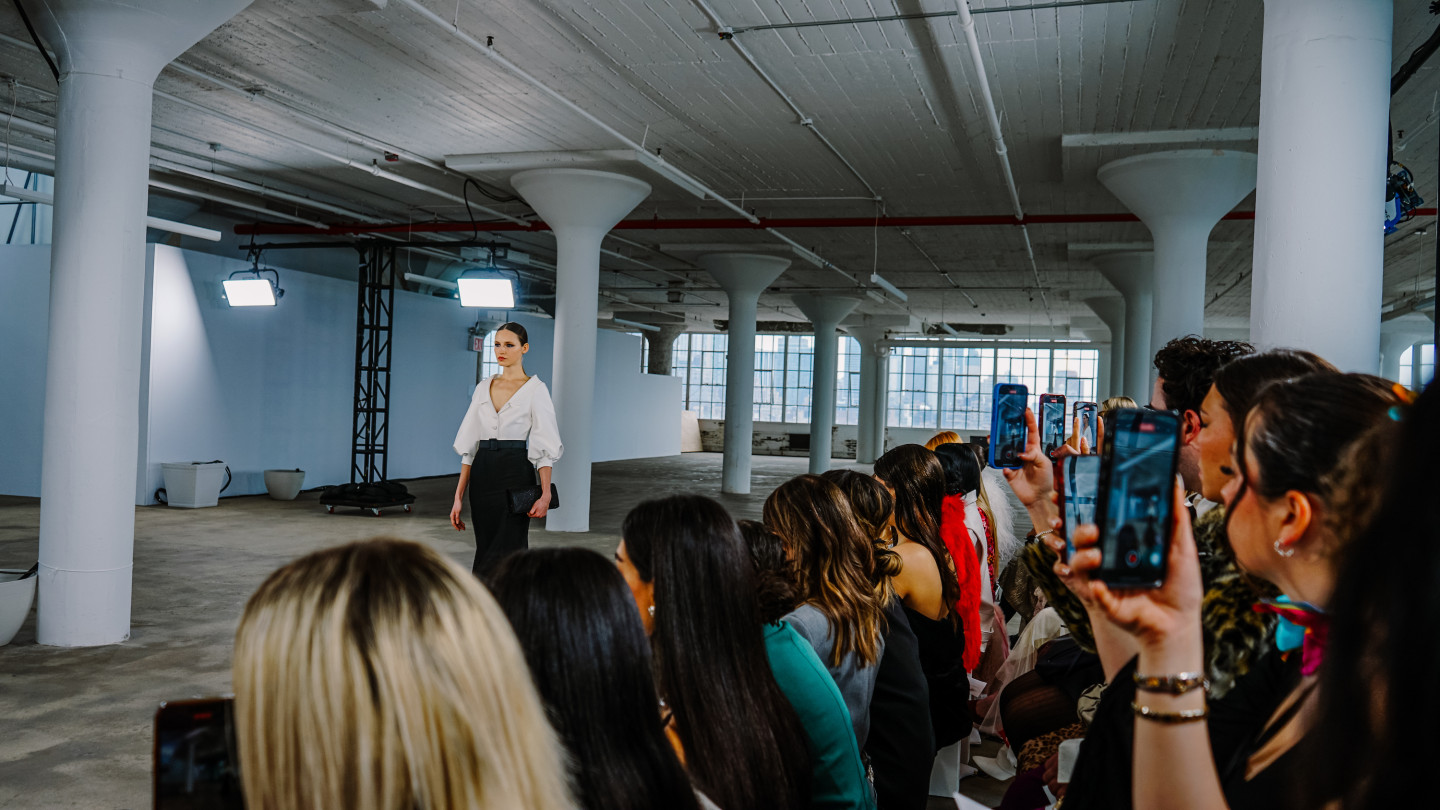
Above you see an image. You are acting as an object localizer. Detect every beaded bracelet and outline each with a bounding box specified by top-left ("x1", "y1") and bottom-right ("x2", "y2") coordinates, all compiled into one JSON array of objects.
[
  {"x1": 1133, "y1": 671, "x2": 1210, "y2": 695},
  {"x1": 1131, "y1": 702, "x2": 1209, "y2": 724}
]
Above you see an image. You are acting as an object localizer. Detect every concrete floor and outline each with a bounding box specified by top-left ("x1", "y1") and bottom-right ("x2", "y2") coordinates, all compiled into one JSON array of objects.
[{"x1": 0, "y1": 452, "x2": 1009, "y2": 809}]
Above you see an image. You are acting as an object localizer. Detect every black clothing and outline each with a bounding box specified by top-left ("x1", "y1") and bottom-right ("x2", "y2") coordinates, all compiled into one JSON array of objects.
[
  {"x1": 867, "y1": 599, "x2": 934, "y2": 810},
  {"x1": 903, "y1": 605, "x2": 972, "y2": 749},
  {"x1": 1061, "y1": 646, "x2": 1301, "y2": 810},
  {"x1": 468, "y1": 446, "x2": 536, "y2": 577}
]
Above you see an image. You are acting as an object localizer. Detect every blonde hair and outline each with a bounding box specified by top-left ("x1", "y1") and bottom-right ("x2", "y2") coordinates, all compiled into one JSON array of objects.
[
  {"x1": 233, "y1": 538, "x2": 573, "y2": 810},
  {"x1": 1100, "y1": 396, "x2": 1137, "y2": 417},
  {"x1": 925, "y1": 430, "x2": 961, "y2": 450}
]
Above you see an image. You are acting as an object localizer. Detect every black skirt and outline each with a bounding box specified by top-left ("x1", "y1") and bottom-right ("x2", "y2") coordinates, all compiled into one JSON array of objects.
[{"x1": 468, "y1": 447, "x2": 536, "y2": 577}]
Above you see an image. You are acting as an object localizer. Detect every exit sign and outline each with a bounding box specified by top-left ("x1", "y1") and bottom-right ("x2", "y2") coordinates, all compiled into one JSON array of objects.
[{"x1": 470, "y1": 333, "x2": 486, "y2": 353}]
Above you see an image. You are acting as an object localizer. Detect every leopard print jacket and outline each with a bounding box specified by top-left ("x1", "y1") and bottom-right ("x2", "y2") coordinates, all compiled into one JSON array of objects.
[{"x1": 1020, "y1": 506, "x2": 1277, "y2": 698}]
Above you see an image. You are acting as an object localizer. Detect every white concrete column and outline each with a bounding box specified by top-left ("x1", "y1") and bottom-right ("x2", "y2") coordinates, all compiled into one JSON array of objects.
[
  {"x1": 511, "y1": 169, "x2": 651, "y2": 531},
  {"x1": 700, "y1": 254, "x2": 790, "y2": 493},
  {"x1": 1090, "y1": 253, "x2": 1156, "y2": 403},
  {"x1": 1084, "y1": 296, "x2": 1127, "y2": 399},
  {"x1": 1249, "y1": 0, "x2": 1392, "y2": 373},
  {"x1": 1412, "y1": 341, "x2": 1429, "y2": 390},
  {"x1": 1379, "y1": 332, "x2": 1418, "y2": 384},
  {"x1": 848, "y1": 327, "x2": 890, "y2": 464},
  {"x1": 34, "y1": 0, "x2": 253, "y2": 647},
  {"x1": 793, "y1": 294, "x2": 861, "y2": 473},
  {"x1": 1098, "y1": 151, "x2": 1257, "y2": 355}
]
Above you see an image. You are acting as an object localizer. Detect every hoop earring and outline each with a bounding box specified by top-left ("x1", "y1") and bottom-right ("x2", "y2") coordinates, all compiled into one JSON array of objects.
[{"x1": 1273, "y1": 539, "x2": 1296, "y2": 558}]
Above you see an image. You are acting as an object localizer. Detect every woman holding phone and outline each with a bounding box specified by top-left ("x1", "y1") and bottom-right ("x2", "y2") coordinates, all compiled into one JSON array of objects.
[{"x1": 450, "y1": 322, "x2": 563, "y2": 577}]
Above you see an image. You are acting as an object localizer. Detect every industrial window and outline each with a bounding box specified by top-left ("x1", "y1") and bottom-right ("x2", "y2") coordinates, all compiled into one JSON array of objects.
[
  {"x1": 887, "y1": 346, "x2": 942, "y2": 428},
  {"x1": 753, "y1": 335, "x2": 788, "y2": 422},
  {"x1": 994, "y1": 348, "x2": 1052, "y2": 414},
  {"x1": 671, "y1": 333, "x2": 729, "y2": 419},
  {"x1": 783, "y1": 335, "x2": 815, "y2": 424},
  {"x1": 1400, "y1": 343, "x2": 1436, "y2": 390},
  {"x1": 479, "y1": 339, "x2": 499, "y2": 379},
  {"x1": 937, "y1": 348, "x2": 995, "y2": 432},
  {"x1": 1051, "y1": 349, "x2": 1099, "y2": 404},
  {"x1": 836, "y1": 336, "x2": 861, "y2": 426}
]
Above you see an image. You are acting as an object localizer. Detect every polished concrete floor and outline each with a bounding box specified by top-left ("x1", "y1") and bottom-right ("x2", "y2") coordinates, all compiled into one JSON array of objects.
[{"x1": 0, "y1": 452, "x2": 1009, "y2": 808}]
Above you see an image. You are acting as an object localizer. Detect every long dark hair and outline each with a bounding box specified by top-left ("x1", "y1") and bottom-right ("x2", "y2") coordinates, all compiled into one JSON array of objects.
[
  {"x1": 621, "y1": 495, "x2": 810, "y2": 810},
  {"x1": 934, "y1": 443, "x2": 981, "y2": 496},
  {"x1": 874, "y1": 444, "x2": 962, "y2": 615},
  {"x1": 1211, "y1": 349, "x2": 1336, "y2": 422},
  {"x1": 1315, "y1": 381, "x2": 1438, "y2": 810},
  {"x1": 737, "y1": 520, "x2": 799, "y2": 625},
  {"x1": 764, "y1": 475, "x2": 884, "y2": 667},
  {"x1": 489, "y1": 548, "x2": 699, "y2": 810},
  {"x1": 820, "y1": 469, "x2": 903, "y2": 589}
]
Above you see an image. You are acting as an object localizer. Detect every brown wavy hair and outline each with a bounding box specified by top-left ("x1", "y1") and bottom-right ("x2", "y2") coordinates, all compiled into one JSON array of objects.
[
  {"x1": 874, "y1": 444, "x2": 962, "y2": 621},
  {"x1": 820, "y1": 469, "x2": 904, "y2": 592},
  {"x1": 764, "y1": 475, "x2": 884, "y2": 668}
]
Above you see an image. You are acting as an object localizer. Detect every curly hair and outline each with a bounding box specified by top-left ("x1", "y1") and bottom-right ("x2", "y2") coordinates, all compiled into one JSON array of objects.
[
  {"x1": 1152, "y1": 336, "x2": 1253, "y2": 415},
  {"x1": 737, "y1": 520, "x2": 800, "y2": 625}
]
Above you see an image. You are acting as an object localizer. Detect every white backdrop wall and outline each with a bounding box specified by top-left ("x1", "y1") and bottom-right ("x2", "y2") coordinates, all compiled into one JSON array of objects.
[{"x1": 0, "y1": 245, "x2": 681, "y2": 502}]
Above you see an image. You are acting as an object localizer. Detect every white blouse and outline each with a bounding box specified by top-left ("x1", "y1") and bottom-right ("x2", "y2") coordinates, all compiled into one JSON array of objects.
[{"x1": 452, "y1": 375, "x2": 563, "y2": 469}]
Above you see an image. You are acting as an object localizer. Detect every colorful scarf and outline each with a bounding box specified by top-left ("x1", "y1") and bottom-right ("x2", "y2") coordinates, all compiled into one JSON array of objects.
[{"x1": 1253, "y1": 596, "x2": 1329, "y2": 676}]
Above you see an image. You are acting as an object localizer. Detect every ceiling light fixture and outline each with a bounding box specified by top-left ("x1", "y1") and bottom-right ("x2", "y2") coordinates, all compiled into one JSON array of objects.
[
  {"x1": 870, "y1": 272, "x2": 909, "y2": 302},
  {"x1": 613, "y1": 317, "x2": 660, "y2": 332},
  {"x1": 457, "y1": 269, "x2": 516, "y2": 309},
  {"x1": 224, "y1": 247, "x2": 284, "y2": 307}
]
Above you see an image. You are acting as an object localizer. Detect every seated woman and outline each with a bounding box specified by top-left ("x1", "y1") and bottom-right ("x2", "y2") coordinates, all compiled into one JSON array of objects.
[
  {"x1": 823, "y1": 469, "x2": 935, "y2": 810},
  {"x1": 764, "y1": 474, "x2": 885, "y2": 749},
  {"x1": 231, "y1": 538, "x2": 572, "y2": 810},
  {"x1": 873, "y1": 445, "x2": 970, "y2": 751},
  {"x1": 1064, "y1": 373, "x2": 1400, "y2": 810},
  {"x1": 614, "y1": 495, "x2": 811, "y2": 810},
  {"x1": 489, "y1": 548, "x2": 708, "y2": 810},
  {"x1": 738, "y1": 520, "x2": 877, "y2": 810}
]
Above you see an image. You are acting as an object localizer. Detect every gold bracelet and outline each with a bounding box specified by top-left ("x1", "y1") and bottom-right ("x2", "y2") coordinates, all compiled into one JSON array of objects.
[
  {"x1": 1133, "y1": 671, "x2": 1210, "y2": 695},
  {"x1": 1131, "y1": 702, "x2": 1208, "y2": 724}
]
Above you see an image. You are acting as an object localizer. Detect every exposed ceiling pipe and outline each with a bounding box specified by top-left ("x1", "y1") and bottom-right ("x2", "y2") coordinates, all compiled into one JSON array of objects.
[
  {"x1": 148, "y1": 179, "x2": 330, "y2": 229},
  {"x1": 952, "y1": 0, "x2": 1052, "y2": 325},
  {"x1": 728, "y1": 0, "x2": 1141, "y2": 34},
  {"x1": 0, "y1": 30, "x2": 528, "y2": 227},
  {"x1": 689, "y1": 0, "x2": 882, "y2": 201},
  {"x1": 0, "y1": 181, "x2": 223, "y2": 241},
  {"x1": 235, "y1": 208, "x2": 1305, "y2": 236},
  {"x1": 150, "y1": 157, "x2": 390, "y2": 223},
  {"x1": 388, "y1": 0, "x2": 872, "y2": 292}
]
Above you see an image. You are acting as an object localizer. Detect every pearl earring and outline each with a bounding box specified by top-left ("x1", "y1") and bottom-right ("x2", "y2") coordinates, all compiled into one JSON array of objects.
[
  {"x1": 648, "y1": 604, "x2": 656, "y2": 618},
  {"x1": 1273, "y1": 539, "x2": 1296, "y2": 558}
]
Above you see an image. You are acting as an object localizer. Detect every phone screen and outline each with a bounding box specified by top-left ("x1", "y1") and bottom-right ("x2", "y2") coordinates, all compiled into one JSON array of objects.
[
  {"x1": 154, "y1": 698, "x2": 245, "y2": 810},
  {"x1": 988, "y1": 384, "x2": 1029, "y2": 468},
  {"x1": 1074, "y1": 402, "x2": 1098, "y2": 449},
  {"x1": 1059, "y1": 455, "x2": 1101, "y2": 559},
  {"x1": 1040, "y1": 396, "x2": 1067, "y2": 456},
  {"x1": 1095, "y1": 409, "x2": 1181, "y2": 588}
]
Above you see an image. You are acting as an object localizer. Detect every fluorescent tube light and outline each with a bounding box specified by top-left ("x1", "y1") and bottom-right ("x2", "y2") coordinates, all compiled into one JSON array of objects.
[
  {"x1": 458, "y1": 277, "x2": 515, "y2": 308},
  {"x1": 869, "y1": 273, "x2": 909, "y2": 302},
  {"x1": 866, "y1": 290, "x2": 888, "y2": 305},
  {"x1": 613, "y1": 317, "x2": 659, "y2": 332},
  {"x1": 941, "y1": 323, "x2": 962, "y2": 338},
  {"x1": 404, "y1": 273, "x2": 458, "y2": 291},
  {"x1": 0, "y1": 183, "x2": 221, "y2": 241},
  {"x1": 223, "y1": 278, "x2": 278, "y2": 307}
]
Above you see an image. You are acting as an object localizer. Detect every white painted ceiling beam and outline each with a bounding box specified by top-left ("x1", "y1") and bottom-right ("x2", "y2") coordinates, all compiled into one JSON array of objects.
[
  {"x1": 1061, "y1": 128, "x2": 1259, "y2": 149},
  {"x1": 445, "y1": 149, "x2": 639, "y2": 173}
]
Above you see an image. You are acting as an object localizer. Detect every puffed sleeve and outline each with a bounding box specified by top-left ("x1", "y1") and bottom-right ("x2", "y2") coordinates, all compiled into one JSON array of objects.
[
  {"x1": 527, "y1": 380, "x2": 563, "y2": 469},
  {"x1": 453, "y1": 385, "x2": 485, "y2": 465}
]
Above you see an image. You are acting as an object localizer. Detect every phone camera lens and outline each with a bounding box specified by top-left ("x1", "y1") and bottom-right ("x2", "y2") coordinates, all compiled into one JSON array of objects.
[{"x1": 1125, "y1": 550, "x2": 1140, "y2": 568}]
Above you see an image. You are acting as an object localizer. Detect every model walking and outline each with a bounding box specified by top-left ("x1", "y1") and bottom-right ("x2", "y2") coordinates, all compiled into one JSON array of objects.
[{"x1": 450, "y1": 322, "x2": 562, "y2": 576}]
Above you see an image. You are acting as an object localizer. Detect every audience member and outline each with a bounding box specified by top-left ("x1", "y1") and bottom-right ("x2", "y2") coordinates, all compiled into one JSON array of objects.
[
  {"x1": 1313, "y1": 380, "x2": 1434, "y2": 810},
  {"x1": 1063, "y1": 373, "x2": 1400, "y2": 810},
  {"x1": 489, "y1": 548, "x2": 707, "y2": 810},
  {"x1": 932, "y1": 443, "x2": 984, "y2": 672},
  {"x1": 737, "y1": 520, "x2": 877, "y2": 810},
  {"x1": 765, "y1": 475, "x2": 885, "y2": 748},
  {"x1": 615, "y1": 495, "x2": 811, "y2": 810},
  {"x1": 1150, "y1": 335, "x2": 1253, "y2": 507},
  {"x1": 822, "y1": 470, "x2": 934, "y2": 810},
  {"x1": 925, "y1": 430, "x2": 961, "y2": 451},
  {"x1": 959, "y1": 441, "x2": 1013, "y2": 683},
  {"x1": 874, "y1": 445, "x2": 970, "y2": 751},
  {"x1": 231, "y1": 538, "x2": 572, "y2": 810}
]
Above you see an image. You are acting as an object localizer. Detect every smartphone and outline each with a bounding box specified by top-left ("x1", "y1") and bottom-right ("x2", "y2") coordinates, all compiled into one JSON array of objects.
[
  {"x1": 1039, "y1": 394, "x2": 1067, "y2": 456},
  {"x1": 154, "y1": 697, "x2": 245, "y2": 810},
  {"x1": 1094, "y1": 408, "x2": 1181, "y2": 588},
  {"x1": 987, "y1": 383, "x2": 1029, "y2": 468},
  {"x1": 1074, "y1": 401, "x2": 1098, "y2": 449},
  {"x1": 1054, "y1": 454, "x2": 1101, "y2": 560}
]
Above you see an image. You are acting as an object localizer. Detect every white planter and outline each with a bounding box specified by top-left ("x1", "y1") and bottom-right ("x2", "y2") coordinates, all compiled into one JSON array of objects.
[
  {"x1": 0, "y1": 569, "x2": 37, "y2": 646},
  {"x1": 263, "y1": 469, "x2": 306, "y2": 501},
  {"x1": 161, "y1": 461, "x2": 227, "y2": 508}
]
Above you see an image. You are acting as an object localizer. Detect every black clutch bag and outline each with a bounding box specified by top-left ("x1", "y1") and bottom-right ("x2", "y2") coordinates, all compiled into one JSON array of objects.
[{"x1": 506, "y1": 483, "x2": 559, "y2": 515}]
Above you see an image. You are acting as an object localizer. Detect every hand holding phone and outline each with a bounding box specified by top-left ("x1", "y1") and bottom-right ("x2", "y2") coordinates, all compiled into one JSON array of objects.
[
  {"x1": 988, "y1": 383, "x2": 1029, "y2": 468},
  {"x1": 154, "y1": 698, "x2": 244, "y2": 810},
  {"x1": 1073, "y1": 402, "x2": 1098, "y2": 451},
  {"x1": 1054, "y1": 455, "x2": 1100, "y2": 560},
  {"x1": 1039, "y1": 394, "x2": 1067, "y2": 457}
]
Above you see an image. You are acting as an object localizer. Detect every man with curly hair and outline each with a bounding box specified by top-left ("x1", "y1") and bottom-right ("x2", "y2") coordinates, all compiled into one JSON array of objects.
[{"x1": 1149, "y1": 335, "x2": 1252, "y2": 501}]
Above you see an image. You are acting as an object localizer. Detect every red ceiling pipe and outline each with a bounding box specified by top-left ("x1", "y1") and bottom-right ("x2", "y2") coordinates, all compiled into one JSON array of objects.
[{"x1": 234, "y1": 208, "x2": 1437, "y2": 236}]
